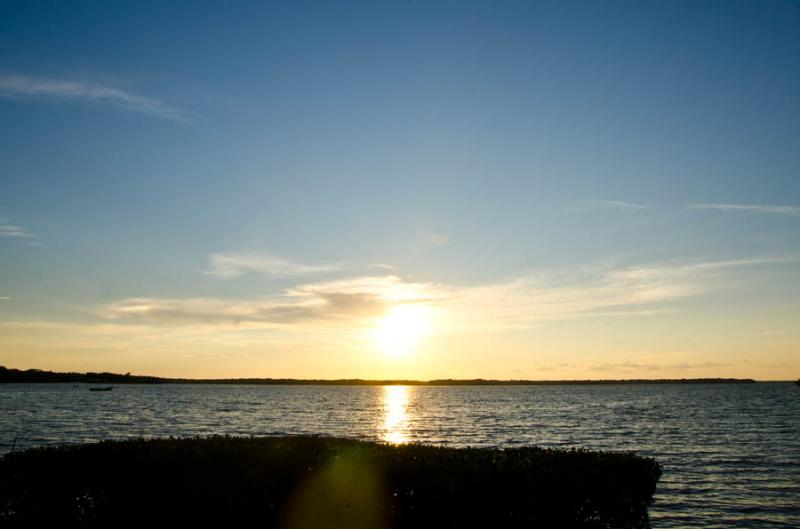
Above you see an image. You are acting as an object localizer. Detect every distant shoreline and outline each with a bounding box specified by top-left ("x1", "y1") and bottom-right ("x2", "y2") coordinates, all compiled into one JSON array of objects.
[{"x1": 0, "y1": 366, "x2": 763, "y2": 385}]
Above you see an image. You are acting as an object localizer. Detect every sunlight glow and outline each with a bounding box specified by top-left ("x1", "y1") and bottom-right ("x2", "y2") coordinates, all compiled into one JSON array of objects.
[
  {"x1": 371, "y1": 304, "x2": 432, "y2": 359},
  {"x1": 382, "y1": 385, "x2": 411, "y2": 444}
]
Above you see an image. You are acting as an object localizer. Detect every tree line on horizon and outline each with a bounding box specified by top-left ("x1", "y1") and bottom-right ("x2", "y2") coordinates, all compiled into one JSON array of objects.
[{"x1": 0, "y1": 366, "x2": 757, "y2": 385}]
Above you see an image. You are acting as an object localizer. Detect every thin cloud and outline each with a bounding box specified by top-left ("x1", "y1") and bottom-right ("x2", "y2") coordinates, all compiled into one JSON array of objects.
[
  {"x1": 688, "y1": 203, "x2": 800, "y2": 216},
  {"x1": 0, "y1": 220, "x2": 34, "y2": 238},
  {"x1": 99, "y1": 275, "x2": 434, "y2": 327},
  {"x1": 204, "y1": 252, "x2": 341, "y2": 279},
  {"x1": 287, "y1": 275, "x2": 435, "y2": 303},
  {"x1": 588, "y1": 360, "x2": 730, "y2": 372},
  {"x1": 429, "y1": 233, "x2": 451, "y2": 246},
  {"x1": 99, "y1": 257, "x2": 790, "y2": 330},
  {"x1": 100, "y1": 293, "x2": 385, "y2": 326},
  {"x1": 567, "y1": 200, "x2": 651, "y2": 212},
  {"x1": 431, "y1": 256, "x2": 795, "y2": 333},
  {"x1": 99, "y1": 276, "x2": 432, "y2": 326},
  {"x1": 0, "y1": 75, "x2": 191, "y2": 123},
  {"x1": 0, "y1": 296, "x2": 11, "y2": 301}
]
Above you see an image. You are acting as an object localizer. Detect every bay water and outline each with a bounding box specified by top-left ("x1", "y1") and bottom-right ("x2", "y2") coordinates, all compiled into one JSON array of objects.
[{"x1": 1, "y1": 382, "x2": 798, "y2": 527}]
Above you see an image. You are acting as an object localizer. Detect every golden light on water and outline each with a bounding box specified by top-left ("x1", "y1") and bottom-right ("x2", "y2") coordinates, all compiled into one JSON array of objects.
[
  {"x1": 371, "y1": 304, "x2": 432, "y2": 359},
  {"x1": 382, "y1": 385, "x2": 410, "y2": 444}
]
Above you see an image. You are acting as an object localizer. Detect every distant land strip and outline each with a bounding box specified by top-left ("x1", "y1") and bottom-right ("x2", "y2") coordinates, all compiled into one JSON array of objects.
[{"x1": 0, "y1": 366, "x2": 760, "y2": 385}]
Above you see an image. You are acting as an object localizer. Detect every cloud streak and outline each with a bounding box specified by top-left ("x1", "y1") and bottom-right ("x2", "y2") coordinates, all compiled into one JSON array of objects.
[
  {"x1": 100, "y1": 276, "x2": 431, "y2": 326},
  {"x1": 99, "y1": 257, "x2": 789, "y2": 330},
  {"x1": 587, "y1": 360, "x2": 731, "y2": 372},
  {"x1": 688, "y1": 203, "x2": 800, "y2": 216},
  {"x1": 435, "y1": 257, "x2": 783, "y2": 332},
  {"x1": 101, "y1": 294, "x2": 384, "y2": 326},
  {"x1": 428, "y1": 233, "x2": 451, "y2": 246},
  {"x1": 0, "y1": 220, "x2": 34, "y2": 238},
  {"x1": 0, "y1": 75, "x2": 190, "y2": 122},
  {"x1": 204, "y1": 252, "x2": 341, "y2": 279},
  {"x1": 567, "y1": 200, "x2": 651, "y2": 212}
]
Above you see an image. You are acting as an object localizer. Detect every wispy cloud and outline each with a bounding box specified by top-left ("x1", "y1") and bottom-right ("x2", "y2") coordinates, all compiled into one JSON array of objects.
[
  {"x1": 428, "y1": 233, "x2": 451, "y2": 246},
  {"x1": 0, "y1": 296, "x2": 11, "y2": 301},
  {"x1": 287, "y1": 275, "x2": 434, "y2": 303},
  {"x1": 567, "y1": 199, "x2": 651, "y2": 212},
  {"x1": 588, "y1": 360, "x2": 730, "y2": 372},
  {"x1": 0, "y1": 220, "x2": 34, "y2": 238},
  {"x1": 204, "y1": 252, "x2": 341, "y2": 279},
  {"x1": 434, "y1": 257, "x2": 782, "y2": 332},
  {"x1": 0, "y1": 75, "x2": 191, "y2": 123},
  {"x1": 100, "y1": 257, "x2": 789, "y2": 330},
  {"x1": 100, "y1": 294, "x2": 384, "y2": 326},
  {"x1": 688, "y1": 203, "x2": 800, "y2": 216},
  {"x1": 100, "y1": 276, "x2": 425, "y2": 326}
]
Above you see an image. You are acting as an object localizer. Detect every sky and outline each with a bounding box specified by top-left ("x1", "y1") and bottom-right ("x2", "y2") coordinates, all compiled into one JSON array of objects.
[{"x1": 1, "y1": 1, "x2": 799, "y2": 380}]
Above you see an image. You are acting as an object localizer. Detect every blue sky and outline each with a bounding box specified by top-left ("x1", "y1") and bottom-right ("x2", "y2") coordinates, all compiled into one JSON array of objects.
[{"x1": 1, "y1": 1, "x2": 798, "y2": 378}]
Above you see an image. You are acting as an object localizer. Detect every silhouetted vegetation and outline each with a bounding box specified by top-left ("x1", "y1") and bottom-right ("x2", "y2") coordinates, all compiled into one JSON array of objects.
[
  {"x1": 0, "y1": 436, "x2": 660, "y2": 529},
  {"x1": 0, "y1": 366, "x2": 162, "y2": 384},
  {"x1": 0, "y1": 366, "x2": 757, "y2": 385}
]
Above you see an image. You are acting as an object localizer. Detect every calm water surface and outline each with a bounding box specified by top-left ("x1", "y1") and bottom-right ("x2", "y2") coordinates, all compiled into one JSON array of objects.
[{"x1": 1, "y1": 383, "x2": 798, "y2": 528}]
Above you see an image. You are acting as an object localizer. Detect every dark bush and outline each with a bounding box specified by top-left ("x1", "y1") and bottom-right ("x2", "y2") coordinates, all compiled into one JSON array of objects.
[{"x1": 0, "y1": 436, "x2": 660, "y2": 528}]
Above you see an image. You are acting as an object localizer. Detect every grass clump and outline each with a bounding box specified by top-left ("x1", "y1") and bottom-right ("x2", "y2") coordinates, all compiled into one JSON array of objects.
[{"x1": 0, "y1": 436, "x2": 660, "y2": 528}]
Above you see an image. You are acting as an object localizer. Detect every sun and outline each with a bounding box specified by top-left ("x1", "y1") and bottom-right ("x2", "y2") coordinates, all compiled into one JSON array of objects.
[{"x1": 371, "y1": 304, "x2": 432, "y2": 359}]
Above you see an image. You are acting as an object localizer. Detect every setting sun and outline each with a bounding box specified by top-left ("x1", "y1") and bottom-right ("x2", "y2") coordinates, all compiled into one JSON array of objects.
[
  {"x1": 1, "y1": 3, "x2": 798, "y2": 527},
  {"x1": 371, "y1": 305, "x2": 433, "y2": 359}
]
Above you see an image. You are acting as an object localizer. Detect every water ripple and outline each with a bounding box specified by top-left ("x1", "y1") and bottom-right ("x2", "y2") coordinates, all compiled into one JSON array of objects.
[{"x1": 1, "y1": 382, "x2": 798, "y2": 527}]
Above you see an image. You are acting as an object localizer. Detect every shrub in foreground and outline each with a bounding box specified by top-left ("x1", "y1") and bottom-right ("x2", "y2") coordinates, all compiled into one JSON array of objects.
[{"x1": 0, "y1": 436, "x2": 661, "y2": 528}]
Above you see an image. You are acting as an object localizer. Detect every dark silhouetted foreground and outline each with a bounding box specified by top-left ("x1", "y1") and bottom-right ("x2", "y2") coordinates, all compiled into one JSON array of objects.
[
  {"x1": 0, "y1": 366, "x2": 757, "y2": 385},
  {"x1": 0, "y1": 436, "x2": 661, "y2": 529}
]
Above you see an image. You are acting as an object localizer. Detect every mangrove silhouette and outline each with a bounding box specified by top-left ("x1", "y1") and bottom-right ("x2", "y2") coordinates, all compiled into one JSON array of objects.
[
  {"x1": 0, "y1": 436, "x2": 661, "y2": 529},
  {"x1": 0, "y1": 366, "x2": 758, "y2": 386}
]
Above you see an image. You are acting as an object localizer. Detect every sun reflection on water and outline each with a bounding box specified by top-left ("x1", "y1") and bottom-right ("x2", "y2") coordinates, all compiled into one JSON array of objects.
[{"x1": 382, "y1": 385, "x2": 411, "y2": 444}]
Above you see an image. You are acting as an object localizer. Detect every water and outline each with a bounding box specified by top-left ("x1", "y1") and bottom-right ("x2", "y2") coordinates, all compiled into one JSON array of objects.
[{"x1": 1, "y1": 382, "x2": 798, "y2": 527}]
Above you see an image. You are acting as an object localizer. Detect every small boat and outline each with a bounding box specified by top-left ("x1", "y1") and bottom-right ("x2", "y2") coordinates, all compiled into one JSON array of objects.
[{"x1": 89, "y1": 386, "x2": 113, "y2": 392}]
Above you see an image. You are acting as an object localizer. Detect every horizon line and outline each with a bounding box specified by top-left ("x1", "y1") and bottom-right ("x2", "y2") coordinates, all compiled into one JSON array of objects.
[{"x1": 2, "y1": 366, "x2": 790, "y2": 384}]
